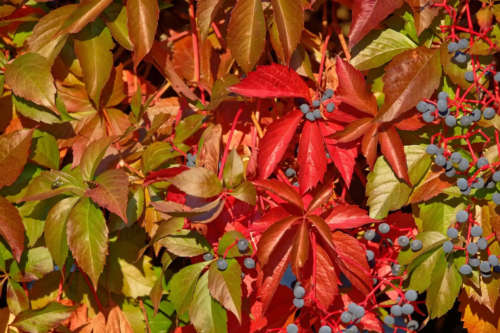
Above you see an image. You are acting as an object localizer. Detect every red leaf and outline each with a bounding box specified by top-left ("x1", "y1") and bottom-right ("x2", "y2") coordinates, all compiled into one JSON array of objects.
[
  {"x1": 408, "y1": 165, "x2": 455, "y2": 203},
  {"x1": 143, "y1": 166, "x2": 189, "y2": 186},
  {"x1": 250, "y1": 285, "x2": 295, "y2": 332},
  {"x1": 298, "y1": 121, "x2": 327, "y2": 194},
  {"x1": 257, "y1": 110, "x2": 303, "y2": 180},
  {"x1": 248, "y1": 206, "x2": 290, "y2": 233},
  {"x1": 329, "y1": 117, "x2": 373, "y2": 143},
  {"x1": 393, "y1": 109, "x2": 426, "y2": 131},
  {"x1": 228, "y1": 64, "x2": 311, "y2": 101},
  {"x1": 257, "y1": 216, "x2": 298, "y2": 266},
  {"x1": 291, "y1": 220, "x2": 309, "y2": 277},
  {"x1": 362, "y1": 124, "x2": 379, "y2": 170},
  {"x1": 349, "y1": 0, "x2": 404, "y2": 48},
  {"x1": 322, "y1": 205, "x2": 379, "y2": 230},
  {"x1": 358, "y1": 312, "x2": 384, "y2": 333},
  {"x1": 335, "y1": 57, "x2": 377, "y2": 116},
  {"x1": 378, "y1": 124, "x2": 411, "y2": 185},
  {"x1": 253, "y1": 179, "x2": 304, "y2": 210},
  {"x1": 325, "y1": 139, "x2": 357, "y2": 188},
  {"x1": 174, "y1": 325, "x2": 197, "y2": 333},
  {"x1": 0, "y1": 196, "x2": 25, "y2": 262}
]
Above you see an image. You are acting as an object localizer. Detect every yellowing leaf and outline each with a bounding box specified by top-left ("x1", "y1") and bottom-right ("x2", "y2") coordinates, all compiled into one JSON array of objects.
[
  {"x1": 0, "y1": 129, "x2": 34, "y2": 190},
  {"x1": 270, "y1": 0, "x2": 304, "y2": 65},
  {"x1": 127, "y1": 0, "x2": 159, "y2": 68},
  {"x1": 58, "y1": 0, "x2": 113, "y2": 35},
  {"x1": 169, "y1": 167, "x2": 223, "y2": 198}
]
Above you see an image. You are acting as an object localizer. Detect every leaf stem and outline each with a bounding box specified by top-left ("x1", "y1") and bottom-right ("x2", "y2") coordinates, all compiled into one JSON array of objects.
[{"x1": 80, "y1": 268, "x2": 103, "y2": 312}]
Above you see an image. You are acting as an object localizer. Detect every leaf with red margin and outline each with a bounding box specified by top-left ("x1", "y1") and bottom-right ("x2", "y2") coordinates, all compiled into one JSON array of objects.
[
  {"x1": 298, "y1": 121, "x2": 327, "y2": 194},
  {"x1": 322, "y1": 205, "x2": 380, "y2": 230},
  {"x1": 291, "y1": 220, "x2": 309, "y2": 278},
  {"x1": 335, "y1": 57, "x2": 377, "y2": 116},
  {"x1": 393, "y1": 110, "x2": 426, "y2": 131},
  {"x1": 253, "y1": 180, "x2": 304, "y2": 211},
  {"x1": 408, "y1": 165, "x2": 455, "y2": 204},
  {"x1": 306, "y1": 177, "x2": 333, "y2": 215},
  {"x1": 248, "y1": 206, "x2": 290, "y2": 233},
  {"x1": 358, "y1": 312, "x2": 384, "y2": 333},
  {"x1": 328, "y1": 117, "x2": 373, "y2": 143},
  {"x1": 349, "y1": 0, "x2": 404, "y2": 48},
  {"x1": 0, "y1": 197, "x2": 25, "y2": 262},
  {"x1": 325, "y1": 139, "x2": 357, "y2": 188},
  {"x1": 362, "y1": 124, "x2": 379, "y2": 170},
  {"x1": 257, "y1": 110, "x2": 303, "y2": 180},
  {"x1": 228, "y1": 64, "x2": 311, "y2": 101},
  {"x1": 307, "y1": 215, "x2": 335, "y2": 252},
  {"x1": 257, "y1": 216, "x2": 298, "y2": 266},
  {"x1": 143, "y1": 166, "x2": 189, "y2": 186},
  {"x1": 378, "y1": 124, "x2": 410, "y2": 185}
]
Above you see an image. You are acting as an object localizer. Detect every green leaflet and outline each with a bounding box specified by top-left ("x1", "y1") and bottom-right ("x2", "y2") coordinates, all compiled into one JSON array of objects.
[
  {"x1": 11, "y1": 302, "x2": 79, "y2": 333},
  {"x1": 170, "y1": 261, "x2": 211, "y2": 314},
  {"x1": 398, "y1": 231, "x2": 448, "y2": 266}
]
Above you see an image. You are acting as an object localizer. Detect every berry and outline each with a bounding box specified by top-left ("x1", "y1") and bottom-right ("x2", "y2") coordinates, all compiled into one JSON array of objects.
[
  {"x1": 493, "y1": 171, "x2": 500, "y2": 182},
  {"x1": 435, "y1": 155, "x2": 447, "y2": 167},
  {"x1": 300, "y1": 104, "x2": 309, "y2": 114},
  {"x1": 487, "y1": 181, "x2": 496, "y2": 188},
  {"x1": 398, "y1": 236, "x2": 410, "y2": 247},
  {"x1": 391, "y1": 305, "x2": 402, "y2": 316},
  {"x1": 312, "y1": 100, "x2": 320, "y2": 107},
  {"x1": 461, "y1": 187, "x2": 472, "y2": 195},
  {"x1": 417, "y1": 101, "x2": 428, "y2": 112},
  {"x1": 467, "y1": 243, "x2": 478, "y2": 255},
  {"x1": 318, "y1": 326, "x2": 332, "y2": 333},
  {"x1": 423, "y1": 111, "x2": 435, "y2": 123},
  {"x1": 459, "y1": 264, "x2": 472, "y2": 275},
  {"x1": 321, "y1": 95, "x2": 329, "y2": 102},
  {"x1": 480, "y1": 261, "x2": 491, "y2": 273},
  {"x1": 483, "y1": 107, "x2": 496, "y2": 120},
  {"x1": 445, "y1": 115, "x2": 457, "y2": 127},
  {"x1": 293, "y1": 182, "x2": 299, "y2": 187},
  {"x1": 340, "y1": 311, "x2": 353, "y2": 324},
  {"x1": 464, "y1": 71, "x2": 474, "y2": 82},
  {"x1": 326, "y1": 152, "x2": 330, "y2": 159},
  {"x1": 285, "y1": 168, "x2": 296, "y2": 177},
  {"x1": 405, "y1": 290, "x2": 418, "y2": 302},
  {"x1": 217, "y1": 258, "x2": 228, "y2": 271},
  {"x1": 378, "y1": 223, "x2": 390, "y2": 234},
  {"x1": 473, "y1": 177, "x2": 484, "y2": 189},
  {"x1": 445, "y1": 160, "x2": 453, "y2": 171},
  {"x1": 364, "y1": 230, "x2": 376, "y2": 241},
  {"x1": 437, "y1": 99, "x2": 447, "y2": 111},
  {"x1": 384, "y1": 316, "x2": 395, "y2": 326},
  {"x1": 489, "y1": 255, "x2": 499, "y2": 266},
  {"x1": 469, "y1": 257, "x2": 480, "y2": 267},
  {"x1": 286, "y1": 324, "x2": 298, "y2": 333},
  {"x1": 439, "y1": 108, "x2": 450, "y2": 117},
  {"x1": 241, "y1": 272, "x2": 245, "y2": 278},
  {"x1": 238, "y1": 239, "x2": 249, "y2": 252},
  {"x1": 477, "y1": 157, "x2": 489, "y2": 168},
  {"x1": 326, "y1": 103, "x2": 335, "y2": 113},
  {"x1": 457, "y1": 178, "x2": 469, "y2": 191},
  {"x1": 438, "y1": 91, "x2": 449, "y2": 100},
  {"x1": 451, "y1": 152, "x2": 462, "y2": 163},
  {"x1": 494, "y1": 265, "x2": 500, "y2": 273},
  {"x1": 460, "y1": 115, "x2": 472, "y2": 126},
  {"x1": 348, "y1": 302, "x2": 357, "y2": 313},
  {"x1": 305, "y1": 112, "x2": 315, "y2": 122},
  {"x1": 392, "y1": 264, "x2": 401, "y2": 276},
  {"x1": 427, "y1": 104, "x2": 437, "y2": 112},
  {"x1": 458, "y1": 38, "x2": 469, "y2": 49},
  {"x1": 345, "y1": 325, "x2": 359, "y2": 333},
  {"x1": 313, "y1": 109, "x2": 322, "y2": 119},
  {"x1": 456, "y1": 210, "x2": 469, "y2": 223},
  {"x1": 443, "y1": 241, "x2": 454, "y2": 253},
  {"x1": 482, "y1": 271, "x2": 492, "y2": 278},
  {"x1": 366, "y1": 250, "x2": 374, "y2": 261},
  {"x1": 455, "y1": 53, "x2": 467, "y2": 63},
  {"x1": 407, "y1": 320, "x2": 419, "y2": 331},
  {"x1": 493, "y1": 193, "x2": 500, "y2": 205},
  {"x1": 458, "y1": 158, "x2": 470, "y2": 171},
  {"x1": 293, "y1": 298, "x2": 304, "y2": 308},
  {"x1": 402, "y1": 304, "x2": 414, "y2": 315},
  {"x1": 446, "y1": 169, "x2": 456, "y2": 178},
  {"x1": 244, "y1": 258, "x2": 256, "y2": 269},
  {"x1": 471, "y1": 109, "x2": 482, "y2": 122},
  {"x1": 352, "y1": 306, "x2": 365, "y2": 318},
  {"x1": 471, "y1": 225, "x2": 483, "y2": 237},
  {"x1": 294, "y1": 286, "x2": 306, "y2": 299},
  {"x1": 410, "y1": 240, "x2": 423, "y2": 251},
  {"x1": 426, "y1": 144, "x2": 439, "y2": 154},
  {"x1": 478, "y1": 237, "x2": 488, "y2": 250},
  {"x1": 325, "y1": 89, "x2": 334, "y2": 98},
  {"x1": 203, "y1": 253, "x2": 214, "y2": 261},
  {"x1": 447, "y1": 228, "x2": 458, "y2": 238},
  {"x1": 186, "y1": 161, "x2": 196, "y2": 167},
  {"x1": 447, "y1": 42, "x2": 459, "y2": 52},
  {"x1": 495, "y1": 73, "x2": 500, "y2": 82}
]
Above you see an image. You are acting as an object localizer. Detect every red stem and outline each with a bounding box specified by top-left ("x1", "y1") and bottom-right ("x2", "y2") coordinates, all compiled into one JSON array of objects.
[
  {"x1": 56, "y1": 266, "x2": 65, "y2": 302},
  {"x1": 80, "y1": 269, "x2": 102, "y2": 311}
]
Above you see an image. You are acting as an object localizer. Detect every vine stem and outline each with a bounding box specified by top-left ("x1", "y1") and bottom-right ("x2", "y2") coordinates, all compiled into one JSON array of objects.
[
  {"x1": 80, "y1": 268, "x2": 102, "y2": 312},
  {"x1": 218, "y1": 104, "x2": 244, "y2": 179},
  {"x1": 56, "y1": 265, "x2": 65, "y2": 301}
]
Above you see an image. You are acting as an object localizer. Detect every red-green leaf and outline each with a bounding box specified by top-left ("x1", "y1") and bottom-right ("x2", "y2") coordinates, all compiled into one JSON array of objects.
[
  {"x1": 127, "y1": 0, "x2": 159, "y2": 68},
  {"x1": 80, "y1": 136, "x2": 114, "y2": 181},
  {"x1": 208, "y1": 259, "x2": 242, "y2": 321},
  {"x1": 218, "y1": 230, "x2": 253, "y2": 258},
  {"x1": 101, "y1": 2, "x2": 133, "y2": 51},
  {"x1": 58, "y1": 0, "x2": 113, "y2": 35},
  {"x1": 169, "y1": 167, "x2": 223, "y2": 198},
  {"x1": 7, "y1": 280, "x2": 29, "y2": 315},
  {"x1": 253, "y1": 180, "x2": 304, "y2": 210},
  {"x1": 298, "y1": 120, "x2": 327, "y2": 194},
  {"x1": 22, "y1": 170, "x2": 85, "y2": 202},
  {"x1": 323, "y1": 205, "x2": 379, "y2": 230},
  {"x1": 270, "y1": 0, "x2": 304, "y2": 65},
  {"x1": 0, "y1": 196, "x2": 25, "y2": 262},
  {"x1": 171, "y1": 261, "x2": 211, "y2": 314},
  {"x1": 9, "y1": 247, "x2": 54, "y2": 283},
  {"x1": 197, "y1": 0, "x2": 225, "y2": 42},
  {"x1": 0, "y1": 129, "x2": 34, "y2": 189},
  {"x1": 378, "y1": 124, "x2": 410, "y2": 184},
  {"x1": 407, "y1": 0, "x2": 440, "y2": 35},
  {"x1": 11, "y1": 302, "x2": 79, "y2": 333}
]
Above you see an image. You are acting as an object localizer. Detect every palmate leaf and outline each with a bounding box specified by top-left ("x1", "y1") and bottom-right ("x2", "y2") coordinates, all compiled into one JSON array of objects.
[
  {"x1": 208, "y1": 259, "x2": 242, "y2": 321},
  {"x1": 298, "y1": 120, "x2": 327, "y2": 194},
  {"x1": 10, "y1": 302, "x2": 79, "y2": 333},
  {"x1": 170, "y1": 261, "x2": 211, "y2": 314}
]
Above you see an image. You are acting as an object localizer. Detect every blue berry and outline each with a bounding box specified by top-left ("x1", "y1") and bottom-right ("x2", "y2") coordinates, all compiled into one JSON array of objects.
[
  {"x1": 398, "y1": 236, "x2": 409, "y2": 247},
  {"x1": 448, "y1": 42, "x2": 459, "y2": 52},
  {"x1": 489, "y1": 255, "x2": 499, "y2": 266},
  {"x1": 325, "y1": 89, "x2": 334, "y2": 98},
  {"x1": 293, "y1": 182, "x2": 299, "y2": 187},
  {"x1": 494, "y1": 73, "x2": 500, "y2": 82},
  {"x1": 445, "y1": 115, "x2": 457, "y2": 127},
  {"x1": 203, "y1": 253, "x2": 214, "y2": 261},
  {"x1": 294, "y1": 286, "x2": 306, "y2": 299},
  {"x1": 438, "y1": 91, "x2": 449, "y2": 100},
  {"x1": 341, "y1": 311, "x2": 352, "y2": 324},
  {"x1": 467, "y1": 243, "x2": 478, "y2": 255},
  {"x1": 352, "y1": 306, "x2": 365, "y2": 318},
  {"x1": 378, "y1": 223, "x2": 390, "y2": 234},
  {"x1": 217, "y1": 258, "x2": 228, "y2": 271},
  {"x1": 318, "y1": 326, "x2": 332, "y2": 333},
  {"x1": 469, "y1": 257, "x2": 480, "y2": 267},
  {"x1": 458, "y1": 158, "x2": 470, "y2": 171},
  {"x1": 313, "y1": 109, "x2": 322, "y2": 119},
  {"x1": 417, "y1": 101, "x2": 428, "y2": 112},
  {"x1": 312, "y1": 100, "x2": 320, "y2": 107},
  {"x1": 464, "y1": 71, "x2": 474, "y2": 82},
  {"x1": 458, "y1": 38, "x2": 469, "y2": 49},
  {"x1": 445, "y1": 168, "x2": 456, "y2": 177},
  {"x1": 300, "y1": 104, "x2": 310, "y2": 114},
  {"x1": 238, "y1": 239, "x2": 249, "y2": 252},
  {"x1": 244, "y1": 258, "x2": 255, "y2": 269},
  {"x1": 407, "y1": 320, "x2": 419, "y2": 331},
  {"x1": 483, "y1": 107, "x2": 496, "y2": 120},
  {"x1": 443, "y1": 241, "x2": 453, "y2": 253},
  {"x1": 493, "y1": 171, "x2": 500, "y2": 182},
  {"x1": 459, "y1": 264, "x2": 472, "y2": 275},
  {"x1": 286, "y1": 324, "x2": 298, "y2": 333},
  {"x1": 321, "y1": 95, "x2": 329, "y2": 102},
  {"x1": 402, "y1": 304, "x2": 414, "y2": 315},
  {"x1": 348, "y1": 302, "x2": 357, "y2": 313},
  {"x1": 473, "y1": 177, "x2": 485, "y2": 189},
  {"x1": 437, "y1": 100, "x2": 447, "y2": 111},
  {"x1": 451, "y1": 152, "x2": 462, "y2": 163},
  {"x1": 477, "y1": 157, "x2": 489, "y2": 168},
  {"x1": 364, "y1": 230, "x2": 376, "y2": 241},
  {"x1": 455, "y1": 53, "x2": 467, "y2": 63},
  {"x1": 480, "y1": 261, "x2": 491, "y2": 273},
  {"x1": 426, "y1": 144, "x2": 438, "y2": 155},
  {"x1": 305, "y1": 112, "x2": 315, "y2": 122},
  {"x1": 471, "y1": 109, "x2": 482, "y2": 122},
  {"x1": 456, "y1": 210, "x2": 469, "y2": 223},
  {"x1": 410, "y1": 240, "x2": 422, "y2": 251},
  {"x1": 460, "y1": 115, "x2": 472, "y2": 126},
  {"x1": 427, "y1": 104, "x2": 437, "y2": 112},
  {"x1": 405, "y1": 290, "x2": 418, "y2": 302},
  {"x1": 447, "y1": 228, "x2": 458, "y2": 238},
  {"x1": 326, "y1": 103, "x2": 335, "y2": 113},
  {"x1": 493, "y1": 193, "x2": 500, "y2": 205},
  {"x1": 366, "y1": 250, "x2": 374, "y2": 261},
  {"x1": 285, "y1": 168, "x2": 296, "y2": 177},
  {"x1": 384, "y1": 316, "x2": 395, "y2": 326},
  {"x1": 423, "y1": 111, "x2": 435, "y2": 123},
  {"x1": 293, "y1": 298, "x2": 304, "y2": 308},
  {"x1": 434, "y1": 155, "x2": 447, "y2": 167},
  {"x1": 391, "y1": 305, "x2": 402, "y2": 316},
  {"x1": 478, "y1": 237, "x2": 488, "y2": 250}
]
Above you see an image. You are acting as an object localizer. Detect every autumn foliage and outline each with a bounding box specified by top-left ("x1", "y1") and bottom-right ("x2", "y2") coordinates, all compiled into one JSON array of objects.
[{"x1": 2, "y1": 0, "x2": 500, "y2": 332}]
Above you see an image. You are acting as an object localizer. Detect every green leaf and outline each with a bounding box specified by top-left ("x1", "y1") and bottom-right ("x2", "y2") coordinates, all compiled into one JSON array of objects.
[
  {"x1": 398, "y1": 231, "x2": 448, "y2": 265},
  {"x1": 206, "y1": 74, "x2": 241, "y2": 111},
  {"x1": 142, "y1": 142, "x2": 185, "y2": 173},
  {"x1": 169, "y1": 167, "x2": 223, "y2": 198},
  {"x1": 426, "y1": 252, "x2": 462, "y2": 319},
  {"x1": 170, "y1": 261, "x2": 210, "y2": 314},
  {"x1": 408, "y1": 247, "x2": 444, "y2": 293},
  {"x1": 80, "y1": 136, "x2": 114, "y2": 181},
  {"x1": 218, "y1": 230, "x2": 253, "y2": 258},
  {"x1": 440, "y1": 42, "x2": 481, "y2": 93},
  {"x1": 208, "y1": 259, "x2": 242, "y2": 321},
  {"x1": 226, "y1": 0, "x2": 266, "y2": 73},
  {"x1": 45, "y1": 197, "x2": 80, "y2": 269},
  {"x1": 419, "y1": 197, "x2": 465, "y2": 234},
  {"x1": 157, "y1": 229, "x2": 212, "y2": 257},
  {"x1": 74, "y1": 18, "x2": 114, "y2": 107},
  {"x1": 137, "y1": 217, "x2": 185, "y2": 258},
  {"x1": 22, "y1": 170, "x2": 85, "y2": 202},
  {"x1": 11, "y1": 302, "x2": 79, "y2": 333},
  {"x1": 4, "y1": 53, "x2": 57, "y2": 112},
  {"x1": 109, "y1": 184, "x2": 145, "y2": 227},
  {"x1": 7, "y1": 280, "x2": 29, "y2": 315},
  {"x1": 30, "y1": 130, "x2": 60, "y2": 170},
  {"x1": 12, "y1": 94, "x2": 63, "y2": 125},
  {"x1": 0, "y1": 196, "x2": 25, "y2": 262},
  {"x1": 0, "y1": 163, "x2": 43, "y2": 203},
  {"x1": 230, "y1": 181, "x2": 256, "y2": 206},
  {"x1": 367, "y1": 145, "x2": 431, "y2": 219},
  {"x1": 270, "y1": 0, "x2": 303, "y2": 65},
  {"x1": 67, "y1": 197, "x2": 109, "y2": 288},
  {"x1": 9, "y1": 247, "x2": 54, "y2": 283},
  {"x1": 223, "y1": 150, "x2": 243, "y2": 189},
  {"x1": 102, "y1": 2, "x2": 134, "y2": 50},
  {"x1": 18, "y1": 198, "x2": 59, "y2": 248},
  {"x1": 127, "y1": 0, "x2": 160, "y2": 68},
  {"x1": 173, "y1": 114, "x2": 206, "y2": 144},
  {"x1": 130, "y1": 83, "x2": 143, "y2": 122},
  {"x1": 0, "y1": 129, "x2": 34, "y2": 189},
  {"x1": 142, "y1": 298, "x2": 176, "y2": 332},
  {"x1": 190, "y1": 271, "x2": 228, "y2": 333},
  {"x1": 149, "y1": 251, "x2": 177, "y2": 315},
  {"x1": 351, "y1": 29, "x2": 417, "y2": 71},
  {"x1": 58, "y1": 0, "x2": 113, "y2": 35}
]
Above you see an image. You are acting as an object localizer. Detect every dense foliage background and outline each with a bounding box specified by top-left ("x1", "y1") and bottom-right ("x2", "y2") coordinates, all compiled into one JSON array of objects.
[{"x1": 1, "y1": 0, "x2": 500, "y2": 332}]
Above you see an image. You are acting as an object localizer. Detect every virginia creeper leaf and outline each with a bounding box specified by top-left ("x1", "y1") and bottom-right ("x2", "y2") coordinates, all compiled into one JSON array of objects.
[
  {"x1": 208, "y1": 259, "x2": 242, "y2": 321},
  {"x1": 0, "y1": 129, "x2": 34, "y2": 189},
  {"x1": 270, "y1": 0, "x2": 304, "y2": 65},
  {"x1": 297, "y1": 120, "x2": 327, "y2": 194},
  {"x1": 11, "y1": 302, "x2": 79, "y2": 333},
  {"x1": 58, "y1": 0, "x2": 113, "y2": 35},
  {"x1": 169, "y1": 167, "x2": 223, "y2": 198},
  {"x1": 127, "y1": 0, "x2": 159, "y2": 68},
  {"x1": 170, "y1": 261, "x2": 210, "y2": 314},
  {"x1": 0, "y1": 196, "x2": 25, "y2": 262}
]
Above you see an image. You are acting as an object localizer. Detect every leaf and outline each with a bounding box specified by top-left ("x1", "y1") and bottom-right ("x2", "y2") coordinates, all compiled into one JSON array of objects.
[
  {"x1": 418, "y1": 198, "x2": 463, "y2": 234},
  {"x1": 329, "y1": 117, "x2": 374, "y2": 143},
  {"x1": 398, "y1": 231, "x2": 447, "y2": 265},
  {"x1": 298, "y1": 120, "x2": 327, "y2": 194},
  {"x1": 440, "y1": 42, "x2": 475, "y2": 92},
  {"x1": 0, "y1": 196, "x2": 25, "y2": 262},
  {"x1": 350, "y1": 29, "x2": 417, "y2": 70},
  {"x1": 362, "y1": 124, "x2": 379, "y2": 170},
  {"x1": 106, "y1": 305, "x2": 134, "y2": 333},
  {"x1": 226, "y1": 0, "x2": 266, "y2": 73},
  {"x1": 253, "y1": 179, "x2": 304, "y2": 210},
  {"x1": 142, "y1": 142, "x2": 186, "y2": 173},
  {"x1": 80, "y1": 136, "x2": 114, "y2": 181},
  {"x1": 174, "y1": 114, "x2": 206, "y2": 144},
  {"x1": 137, "y1": 217, "x2": 184, "y2": 258},
  {"x1": 335, "y1": 57, "x2": 377, "y2": 115},
  {"x1": 170, "y1": 261, "x2": 210, "y2": 314},
  {"x1": 257, "y1": 110, "x2": 303, "y2": 180},
  {"x1": 426, "y1": 252, "x2": 462, "y2": 319},
  {"x1": 9, "y1": 247, "x2": 54, "y2": 283},
  {"x1": 197, "y1": 0, "x2": 226, "y2": 42},
  {"x1": 324, "y1": 138, "x2": 358, "y2": 188},
  {"x1": 230, "y1": 181, "x2": 256, "y2": 206},
  {"x1": 407, "y1": 0, "x2": 440, "y2": 35},
  {"x1": 291, "y1": 220, "x2": 309, "y2": 277},
  {"x1": 366, "y1": 145, "x2": 431, "y2": 219},
  {"x1": 208, "y1": 259, "x2": 242, "y2": 321},
  {"x1": 28, "y1": 5, "x2": 77, "y2": 66},
  {"x1": 19, "y1": 200, "x2": 56, "y2": 248},
  {"x1": 30, "y1": 130, "x2": 60, "y2": 170},
  {"x1": 67, "y1": 197, "x2": 108, "y2": 288},
  {"x1": 257, "y1": 216, "x2": 298, "y2": 266},
  {"x1": 74, "y1": 18, "x2": 114, "y2": 107},
  {"x1": 11, "y1": 302, "x2": 79, "y2": 333},
  {"x1": 378, "y1": 124, "x2": 410, "y2": 184},
  {"x1": 459, "y1": 291, "x2": 500, "y2": 333},
  {"x1": 0, "y1": 129, "x2": 34, "y2": 189},
  {"x1": 86, "y1": 169, "x2": 129, "y2": 223},
  {"x1": 270, "y1": 0, "x2": 303, "y2": 65},
  {"x1": 157, "y1": 229, "x2": 212, "y2": 257},
  {"x1": 223, "y1": 150, "x2": 243, "y2": 189},
  {"x1": 5, "y1": 53, "x2": 58, "y2": 112},
  {"x1": 0, "y1": 163, "x2": 43, "y2": 204},
  {"x1": 190, "y1": 271, "x2": 228, "y2": 333},
  {"x1": 374, "y1": 46, "x2": 442, "y2": 123},
  {"x1": 196, "y1": 124, "x2": 222, "y2": 174},
  {"x1": 323, "y1": 205, "x2": 379, "y2": 230},
  {"x1": 349, "y1": 0, "x2": 404, "y2": 48},
  {"x1": 408, "y1": 165, "x2": 455, "y2": 203},
  {"x1": 101, "y1": 2, "x2": 134, "y2": 51},
  {"x1": 228, "y1": 64, "x2": 311, "y2": 101},
  {"x1": 206, "y1": 75, "x2": 241, "y2": 111},
  {"x1": 22, "y1": 170, "x2": 85, "y2": 202},
  {"x1": 127, "y1": 0, "x2": 160, "y2": 68},
  {"x1": 169, "y1": 167, "x2": 223, "y2": 198},
  {"x1": 407, "y1": 247, "x2": 443, "y2": 293},
  {"x1": 58, "y1": 0, "x2": 113, "y2": 35},
  {"x1": 218, "y1": 230, "x2": 253, "y2": 258},
  {"x1": 7, "y1": 280, "x2": 29, "y2": 315},
  {"x1": 45, "y1": 197, "x2": 80, "y2": 269}
]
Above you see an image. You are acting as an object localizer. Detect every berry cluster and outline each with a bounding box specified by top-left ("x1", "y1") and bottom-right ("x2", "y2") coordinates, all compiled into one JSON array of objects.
[
  {"x1": 300, "y1": 89, "x2": 336, "y2": 122},
  {"x1": 204, "y1": 238, "x2": 256, "y2": 275},
  {"x1": 384, "y1": 290, "x2": 419, "y2": 331}
]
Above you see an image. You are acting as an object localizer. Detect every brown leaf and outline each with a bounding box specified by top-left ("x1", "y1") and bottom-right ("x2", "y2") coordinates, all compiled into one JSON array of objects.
[
  {"x1": 127, "y1": 0, "x2": 160, "y2": 68},
  {"x1": 0, "y1": 129, "x2": 34, "y2": 189},
  {"x1": 105, "y1": 306, "x2": 133, "y2": 333},
  {"x1": 0, "y1": 196, "x2": 25, "y2": 262},
  {"x1": 270, "y1": 0, "x2": 304, "y2": 65},
  {"x1": 57, "y1": 0, "x2": 113, "y2": 35},
  {"x1": 197, "y1": 124, "x2": 222, "y2": 174},
  {"x1": 406, "y1": 0, "x2": 440, "y2": 35}
]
